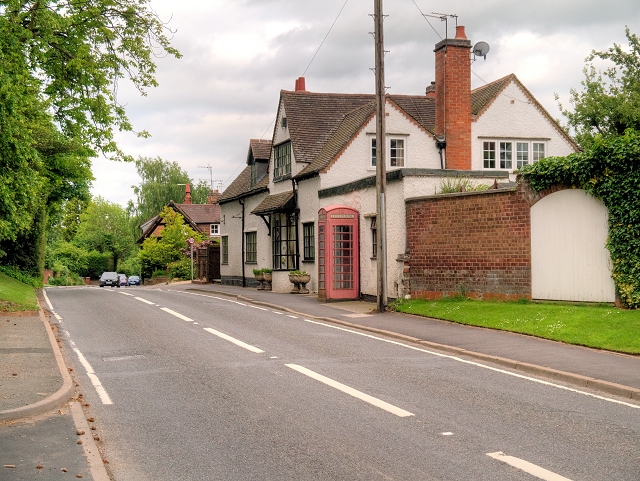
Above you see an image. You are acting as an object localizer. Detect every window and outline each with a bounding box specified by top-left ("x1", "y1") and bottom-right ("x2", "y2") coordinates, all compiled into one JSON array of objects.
[
  {"x1": 533, "y1": 142, "x2": 545, "y2": 162},
  {"x1": 272, "y1": 212, "x2": 297, "y2": 269},
  {"x1": 390, "y1": 139, "x2": 405, "y2": 167},
  {"x1": 484, "y1": 140, "x2": 547, "y2": 170},
  {"x1": 370, "y1": 216, "x2": 377, "y2": 258},
  {"x1": 483, "y1": 142, "x2": 496, "y2": 169},
  {"x1": 245, "y1": 232, "x2": 257, "y2": 263},
  {"x1": 250, "y1": 163, "x2": 257, "y2": 186},
  {"x1": 221, "y1": 236, "x2": 228, "y2": 264},
  {"x1": 303, "y1": 222, "x2": 315, "y2": 261},
  {"x1": 516, "y1": 142, "x2": 529, "y2": 169},
  {"x1": 370, "y1": 136, "x2": 407, "y2": 168},
  {"x1": 274, "y1": 142, "x2": 292, "y2": 180},
  {"x1": 210, "y1": 224, "x2": 219, "y2": 236},
  {"x1": 500, "y1": 142, "x2": 512, "y2": 169}
]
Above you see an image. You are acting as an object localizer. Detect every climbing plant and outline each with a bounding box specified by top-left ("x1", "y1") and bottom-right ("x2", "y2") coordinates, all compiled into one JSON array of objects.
[{"x1": 519, "y1": 129, "x2": 640, "y2": 308}]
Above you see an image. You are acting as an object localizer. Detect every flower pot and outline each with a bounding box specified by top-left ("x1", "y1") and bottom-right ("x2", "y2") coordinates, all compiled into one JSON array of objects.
[
  {"x1": 254, "y1": 273, "x2": 265, "y2": 290},
  {"x1": 297, "y1": 274, "x2": 311, "y2": 294},
  {"x1": 263, "y1": 272, "x2": 272, "y2": 291},
  {"x1": 288, "y1": 274, "x2": 300, "y2": 294}
]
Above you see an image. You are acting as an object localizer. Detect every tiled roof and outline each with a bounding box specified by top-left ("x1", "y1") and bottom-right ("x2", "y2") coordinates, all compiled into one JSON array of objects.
[
  {"x1": 249, "y1": 139, "x2": 272, "y2": 162},
  {"x1": 388, "y1": 95, "x2": 435, "y2": 134},
  {"x1": 218, "y1": 165, "x2": 269, "y2": 204},
  {"x1": 471, "y1": 74, "x2": 514, "y2": 116},
  {"x1": 282, "y1": 91, "x2": 374, "y2": 165},
  {"x1": 251, "y1": 191, "x2": 295, "y2": 215},
  {"x1": 296, "y1": 101, "x2": 376, "y2": 179},
  {"x1": 174, "y1": 203, "x2": 220, "y2": 224}
]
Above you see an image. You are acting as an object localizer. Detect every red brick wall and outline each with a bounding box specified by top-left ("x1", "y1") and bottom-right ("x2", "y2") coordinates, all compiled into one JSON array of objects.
[{"x1": 406, "y1": 188, "x2": 531, "y2": 300}]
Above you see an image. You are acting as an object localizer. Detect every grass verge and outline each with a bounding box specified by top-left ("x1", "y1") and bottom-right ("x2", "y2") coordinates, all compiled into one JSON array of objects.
[
  {"x1": 392, "y1": 297, "x2": 640, "y2": 354},
  {"x1": 0, "y1": 272, "x2": 39, "y2": 312}
]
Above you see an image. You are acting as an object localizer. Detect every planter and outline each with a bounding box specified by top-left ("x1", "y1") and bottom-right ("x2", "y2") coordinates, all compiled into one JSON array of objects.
[
  {"x1": 289, "y1": 273, "x2": 311, "y2": 294},
  {"x1": 288, "y1": 274, "x2": 300, "y2": 294},
  {"x1": 254, "y1": 273, "x2": 265, "y2": 290},
  {"x1": 263, "y1": 272, "x2": 272, "y2": 291}
]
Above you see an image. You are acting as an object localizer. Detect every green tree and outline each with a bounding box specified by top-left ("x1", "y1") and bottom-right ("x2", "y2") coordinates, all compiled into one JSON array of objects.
[
  {"x1": 74, "y1": 197, "x2": 135, "y2": 270},
  {"x1": 558, "y1": 28, "x2": 640, "y2": 148},
  {"x1": 138, "y1": 207, "x2": 203, "y2": 279}
]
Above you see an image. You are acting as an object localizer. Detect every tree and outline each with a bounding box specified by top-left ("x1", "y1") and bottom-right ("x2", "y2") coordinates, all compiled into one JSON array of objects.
[
  {"x1": 558, "y1": 28, "x2": 640, "y2": 148},
  {"x1": 0, "y1": 0, "x2": 179, "y2": 276},
  {"x1": 74, "y1": 197, "x2": 135, "y2": 270}
]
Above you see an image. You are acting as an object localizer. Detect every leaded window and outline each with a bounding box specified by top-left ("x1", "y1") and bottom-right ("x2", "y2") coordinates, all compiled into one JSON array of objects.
[
  {"x1": 274, "y1": 142, "x2": 292, "y2": 180},
  {"x1": 272, "y1": 212, "x2": 297, "y2": 270}
]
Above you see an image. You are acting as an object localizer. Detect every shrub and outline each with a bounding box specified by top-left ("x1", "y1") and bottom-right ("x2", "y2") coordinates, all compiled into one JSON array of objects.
[
  {"x1": 0, "y1": 265, "x2": 42, "y2": 287},
  {"x1": 168, "y1": 258, "x2": 191, "y2": 280},
  {"x1": 438, "y1": 176, "x2": 491, "y2": 194}
]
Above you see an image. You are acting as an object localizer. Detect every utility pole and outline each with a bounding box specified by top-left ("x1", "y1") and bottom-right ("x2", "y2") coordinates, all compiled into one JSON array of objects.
[{"x1": 374, "y1": 0, "x2": 388, "y2": 311}]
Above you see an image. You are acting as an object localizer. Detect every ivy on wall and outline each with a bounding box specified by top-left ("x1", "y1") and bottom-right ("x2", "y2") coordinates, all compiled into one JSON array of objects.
[{"x1": 519, "y1": 129, "x2": 640, "y2": 308}]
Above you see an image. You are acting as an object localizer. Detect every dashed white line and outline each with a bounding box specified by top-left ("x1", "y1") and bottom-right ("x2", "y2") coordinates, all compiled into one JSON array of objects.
[
  {"x1": 286, "y1": 315, "x2": 298, "y2": 319},
  {"x1": 203, "y1": 327, "x2": 264, "y2": 353},
  {"x1": 272, "y1": 311, "x2": 283, "y2": 315},
  {"x1": 487, "y1": 452, "x2": 573, "y2": 481},
  {"x1": 134, "y1": 296, "x2": 155, "y2": 305},
  {"x1": 73, "y1": 348, "x2": 112, "y2": 405},
  {"x1": 298, "y1": 318, "x2": 640, "y2": 410},
  {"x1": 285, "y1": 364, "x2": 414, "y2": 418},
  {"x1": 118, "y1": 292, "x2": 134, "y2": 296},
  {"x1": 160, "y1": 307, "x2": 194, "y2": 322}
]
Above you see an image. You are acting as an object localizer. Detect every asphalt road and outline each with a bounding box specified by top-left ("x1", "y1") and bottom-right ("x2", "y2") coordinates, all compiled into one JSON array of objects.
[{"x1": 45, "y1": 286, "x2": 640, "y2": 481}]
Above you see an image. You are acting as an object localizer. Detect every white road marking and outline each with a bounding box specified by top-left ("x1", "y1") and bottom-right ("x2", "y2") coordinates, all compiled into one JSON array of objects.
[
  {"x1": 272, "y1": 311, "x2": 283, "y2": 315},
  {"x1": 235, "y1": 301, "x2": 247, "y2": 306},
  {"x1": 118, "y1": 292, "x2": 134, "y2": 296},
  {"x1": 134, "y1": 296, "x2": 156, "y2": 305},
  {"x1": 285, "y1": 363, "x2": 414, "y2": 418},
  {"x1": 487, "y1": 452, "x2": 573, "y2": 481},
  {"x1": 160, "y1": 308, "x2": 194, "y2": 322},
  {"x1": 73, "y1": 348, "x2": 113, "y2": 405},
  {"x1": 299, "y1": 319, "x2": 640, "y2": 410},
  {"x1": 286, "y1": 315, "x2": 298, "y2": 318},
  {"x1": 441, "y1": 432, "x2": 454, "y2": 436},
  {"x1": 54, "y1": 313, "x2": 62, "y2": 321},
  {"x1": 203, "y1": 328, "x2": 264, "y2": 353},
  {"x1": 249, "y1": 305, "x2": 268, "y2": 311},
  {"x1": 42, "y1": 288, "x2": 54, "y2": 311}
]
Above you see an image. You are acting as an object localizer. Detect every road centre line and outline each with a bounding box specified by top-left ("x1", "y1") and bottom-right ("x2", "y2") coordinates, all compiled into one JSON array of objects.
[
  {"x1": 298, "y1": 318, "x2": 640, "y2": 410},
  {"x1": 203, "y1": 328, "x2": 264, "y2": 353},
  {"x1": 486, "y1": 452, "x2": 573, "y2": 481},
  {"x1": 118, "y1": 292, "x2": 134, "y2": 296},
  {"x1": 285, "y1": 364, "x2": 414, "y2": 417},
  {"x1": 160, "y1": 307, "x2": 195, "y2": 322},
  {"x1": 73, "y1": 348, "x2": 113, "y2": 405},
  {"x1": 134, "y1": 296, "x2": 156, "y2": 305}
]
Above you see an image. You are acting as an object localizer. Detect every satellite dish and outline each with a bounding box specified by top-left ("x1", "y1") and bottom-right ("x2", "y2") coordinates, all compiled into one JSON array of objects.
[{"x1": 473, "y1": 41, "x2": 490, "y2": 59}]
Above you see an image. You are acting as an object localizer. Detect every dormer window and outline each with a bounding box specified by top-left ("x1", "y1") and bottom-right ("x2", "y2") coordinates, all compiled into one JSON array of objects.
[
  {"x1": 250, "y1": 163, "x2": 257, "y2": 186},
  {"x1": 274, "y1": 141, "x2": 292, "y2": 181}
]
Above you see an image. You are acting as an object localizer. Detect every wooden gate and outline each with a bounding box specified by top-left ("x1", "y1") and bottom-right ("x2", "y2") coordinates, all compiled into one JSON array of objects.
[{"x1": 196, "y1": 244, "x2": 220, "y2": 282}]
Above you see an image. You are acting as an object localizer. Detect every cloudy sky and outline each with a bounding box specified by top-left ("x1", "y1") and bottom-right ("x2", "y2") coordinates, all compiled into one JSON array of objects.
[{"x1": 92, "y1": 0, "x2": 640, "y2": 207}]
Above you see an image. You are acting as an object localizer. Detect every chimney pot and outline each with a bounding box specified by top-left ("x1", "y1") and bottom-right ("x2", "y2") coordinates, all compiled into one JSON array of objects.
[
  {"x1": 183, "y1": 183, "x2": 192, "y2": 204},
  {"x1": 455, "y1": 25, "x2": 467, "y2": 39},
  {"x1": 295, "y1": 76, "x2": 306, "y2": 92}
]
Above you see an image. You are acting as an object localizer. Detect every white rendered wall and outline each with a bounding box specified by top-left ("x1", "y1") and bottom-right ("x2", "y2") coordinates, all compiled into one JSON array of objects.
[
  {"x1": 471, "y1": 81, "x2": 576, "y2": 171},
  {"x1": 321, "y1": 101, "x2": 440, "y2": 189},
  {"x1": 531, "y1": 189, "x2": 615, "y2": 302}
]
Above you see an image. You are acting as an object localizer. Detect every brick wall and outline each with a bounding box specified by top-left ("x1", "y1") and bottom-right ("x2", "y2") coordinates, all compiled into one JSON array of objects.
[{"x1": 406, "y1": 187, "x2": 531, "y2": 300}]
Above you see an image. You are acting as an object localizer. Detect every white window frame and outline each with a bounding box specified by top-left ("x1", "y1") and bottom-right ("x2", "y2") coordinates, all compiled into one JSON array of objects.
[
  {"x1": 482, "y1": 140, "x2": 547, "y2": 170},
  {"x1": 210, "y1": 223, "x2": 220, "y2": 236},
  {"x1": 369, "y1": 135, "x2": 408, "y2": 169}
]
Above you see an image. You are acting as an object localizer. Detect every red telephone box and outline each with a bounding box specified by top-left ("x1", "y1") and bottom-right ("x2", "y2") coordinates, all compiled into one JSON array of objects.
[{"x1": 318, "y1": 205, "x2": 359, "y2": 301}]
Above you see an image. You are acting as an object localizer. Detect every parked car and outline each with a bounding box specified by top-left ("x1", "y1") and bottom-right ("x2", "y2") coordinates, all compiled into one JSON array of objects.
[
  {"x1": 118, "y1": 274, "x2": 128, "y2": 286},
  {"x1": 99, "y1": 272, "x2": 119, "y2": 287},
  {"x1": 128, "y1": 275, "x2": 141, "y2": 286}
]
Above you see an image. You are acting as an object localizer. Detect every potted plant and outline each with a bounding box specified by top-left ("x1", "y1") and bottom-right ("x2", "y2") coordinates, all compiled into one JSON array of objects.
[
  {"x1": 253, "y1": 268, "x2": 265, "y2": 290},
  {"x1": 289, "y1": 270, "x2": 311, "y2": 294},
  {"x1": 262, "y1": 268, "x2": 272, "y2": 291}
]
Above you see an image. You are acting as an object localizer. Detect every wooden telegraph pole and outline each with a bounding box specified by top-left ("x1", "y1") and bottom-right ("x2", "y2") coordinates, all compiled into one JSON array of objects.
[{"x1": 374, "y1": 0, "x2": 388, "y2": 311}]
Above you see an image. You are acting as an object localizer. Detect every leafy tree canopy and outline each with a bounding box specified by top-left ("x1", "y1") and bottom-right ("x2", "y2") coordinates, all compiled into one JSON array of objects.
[{"x1": 558, "y1": 28, "x2": 640, "y2": 148}]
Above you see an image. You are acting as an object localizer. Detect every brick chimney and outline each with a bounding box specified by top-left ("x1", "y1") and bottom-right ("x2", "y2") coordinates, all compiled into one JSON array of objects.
[
  {"x1": 183, "y1": 183, "x2": 192, "y2": 204},
  {"x1": 294, "y1": 76, "x2": 306, "y2": 92},
  {"x1": 207, "y1": 189, "x2": 219, "y2": 205},
  {"x1": 434, "y1": 25, "x2": 472, "y2": 170}
]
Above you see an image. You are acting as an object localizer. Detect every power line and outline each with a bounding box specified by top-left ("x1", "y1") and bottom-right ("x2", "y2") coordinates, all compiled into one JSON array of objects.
[
  {"x1": 411, "y1": 0, "x2": 442, "y2": 40},
  {"x1": 302, "y1": 0, "x2": 350, "y2": 76}
]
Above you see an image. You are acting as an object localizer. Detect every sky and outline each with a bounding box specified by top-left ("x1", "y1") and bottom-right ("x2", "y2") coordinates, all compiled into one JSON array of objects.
[{"x1": 91, "y1": 0, "x2": 640, "y2": 207}]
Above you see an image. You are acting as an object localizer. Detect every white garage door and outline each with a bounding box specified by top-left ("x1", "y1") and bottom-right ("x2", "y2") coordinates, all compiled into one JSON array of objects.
[{"x1": 531, "y1": 189, "x2": 615, "y2": 302}]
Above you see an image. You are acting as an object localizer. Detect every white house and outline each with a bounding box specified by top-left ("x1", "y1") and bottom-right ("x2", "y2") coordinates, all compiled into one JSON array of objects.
[{"x1": 218, "y1": 26, "x2": 577, "y2": 300}]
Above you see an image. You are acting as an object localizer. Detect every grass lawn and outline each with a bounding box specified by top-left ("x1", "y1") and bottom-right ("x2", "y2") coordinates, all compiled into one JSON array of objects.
[
  {"x1": 393, "y1": 297, "x2": 640, "y2": 354},
  {"x1": 0, "y1": 272, "x2": 38, "y2": 312}
]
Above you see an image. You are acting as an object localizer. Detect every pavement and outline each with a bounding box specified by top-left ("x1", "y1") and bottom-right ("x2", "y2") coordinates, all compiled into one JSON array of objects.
[{"x1": 1, "y1": 282, "x2": 639, "y2": 426}]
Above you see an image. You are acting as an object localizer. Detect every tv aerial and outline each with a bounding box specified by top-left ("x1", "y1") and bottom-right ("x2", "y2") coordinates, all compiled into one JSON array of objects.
[{"x1": 473, "y1": 41, "x2": 490, "y2": 60}]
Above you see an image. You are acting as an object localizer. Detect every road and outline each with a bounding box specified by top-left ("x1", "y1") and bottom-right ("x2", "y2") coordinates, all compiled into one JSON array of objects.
[{"x1": 45, "y1": 285, "x2": 640, "y2": 481}]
